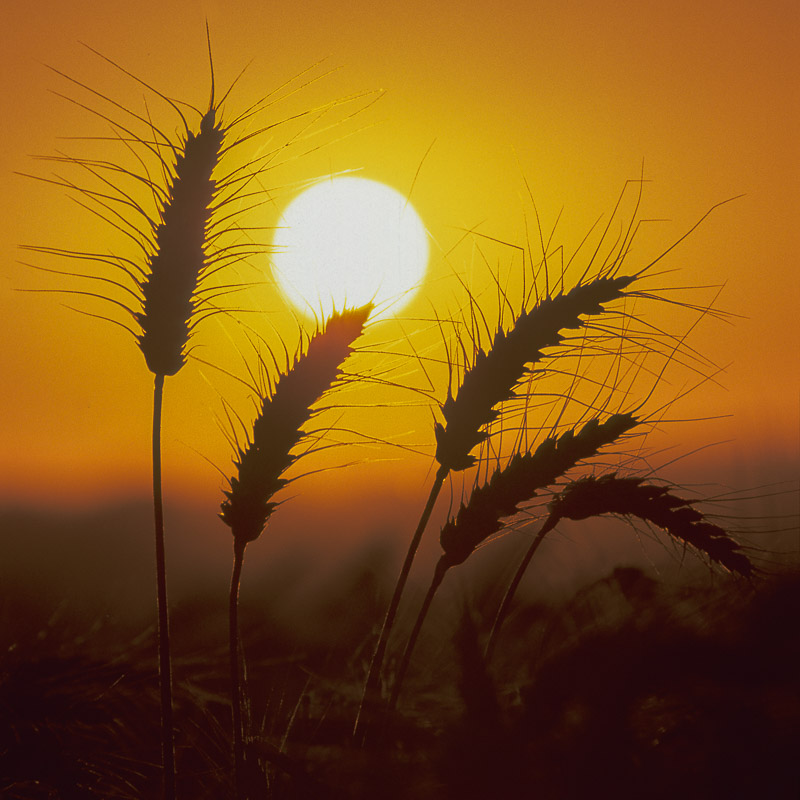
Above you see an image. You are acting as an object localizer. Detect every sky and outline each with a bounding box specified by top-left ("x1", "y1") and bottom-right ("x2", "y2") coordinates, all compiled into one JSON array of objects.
[{"x1": 1, "y1": 0, "x2": 798, "y2": 546}]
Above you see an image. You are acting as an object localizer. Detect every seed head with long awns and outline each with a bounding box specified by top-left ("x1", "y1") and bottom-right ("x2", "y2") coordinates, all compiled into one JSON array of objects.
[{"x1": 220, "y1": 306, "x2": 371, "y2": 547}]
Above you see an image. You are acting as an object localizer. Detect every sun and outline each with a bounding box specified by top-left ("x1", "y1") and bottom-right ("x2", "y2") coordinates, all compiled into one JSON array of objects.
[{"x1": 271, "y1": 177, "x2": 429, "y2": 320}]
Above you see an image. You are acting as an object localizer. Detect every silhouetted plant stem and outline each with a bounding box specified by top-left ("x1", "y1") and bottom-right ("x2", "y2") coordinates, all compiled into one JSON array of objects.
[
  {"x1": 485, "y1": 515, "x2": 558, "y2": 662},
  {"x1": 152, "y1": 372, "x2": 176, "y2": 800},
  {"x1": 229, "y1": 539, "x2": 247, "y2": 800},
  {"x1": 389, "y1": 557, "x2": 449, "y2": 711},
  {"x1": 220, "y1": 308, "x2": 371, "y2": 784},
  {"x1": 354, "y1": 463, "x2": 449, "y2": 741}
]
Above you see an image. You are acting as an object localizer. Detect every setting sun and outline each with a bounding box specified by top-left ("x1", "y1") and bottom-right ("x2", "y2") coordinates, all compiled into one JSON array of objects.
[{"x1": 271, "y1": 177, "x2": 429, "y2": 319}]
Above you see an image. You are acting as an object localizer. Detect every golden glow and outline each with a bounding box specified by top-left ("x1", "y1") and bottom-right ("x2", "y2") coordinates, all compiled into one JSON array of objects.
[
  {"x1": 271, "y1": 178, "x2": 429, "y2": 319},
  {"x1": 2, "y1": 2, "x2": 797, "y2": 506}
]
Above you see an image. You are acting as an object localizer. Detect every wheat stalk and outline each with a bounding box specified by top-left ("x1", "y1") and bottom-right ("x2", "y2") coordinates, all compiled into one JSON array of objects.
[
  {"x1": 354, "y1": 275, "x2": 637, "y2": 740},
  {"x1": 76, "y1": 35, "x2": 230, "y2": 797},
  {"x1": 21, "y1": 34, "x2": 250, "y2": 795},
  {"x1": 389, "y1": 413, "x2": 638, "y2": 709},
  {"x1": 220, "y1": 306, "x2": 369, "y2": 797},
  {"x1": 135, "y1": 40, "x2": 235, "y2": 797}
]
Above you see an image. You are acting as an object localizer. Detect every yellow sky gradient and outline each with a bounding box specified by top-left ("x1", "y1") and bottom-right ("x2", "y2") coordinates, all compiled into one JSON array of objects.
[{"x1": 1, "y1": 0, "x2": 798, "y2": 522}]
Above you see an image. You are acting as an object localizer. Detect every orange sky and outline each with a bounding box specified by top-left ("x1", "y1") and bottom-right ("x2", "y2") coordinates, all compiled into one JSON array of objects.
[{"x1": 1, "y1": 0, "x2": 798, "y2": 524}]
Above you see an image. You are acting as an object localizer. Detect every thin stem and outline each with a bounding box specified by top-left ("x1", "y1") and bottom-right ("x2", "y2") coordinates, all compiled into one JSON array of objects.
[
  {"x1": 389, "y1": 557, "x2": 449, "y2": 711},
  {"x1": 353, "y1": 463, "x2": 449, "y2": 742},
  {"x1": 484, "y1": 515, "x2": 558, "y2": 662},
  {"x1": 152, "y1": 372, "x2": 176, "y2": 800},
  {"x1": 229, "y1": 539, "x2": 247, "y2": 800}
]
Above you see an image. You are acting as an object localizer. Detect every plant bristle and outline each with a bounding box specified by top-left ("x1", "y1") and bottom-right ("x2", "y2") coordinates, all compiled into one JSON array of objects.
[
  {"x1": 435, "y1": 275, "x2": 635, "y2": 473},
  {"x1": 220, "y1": 306, "x2": 371, "y2": 546}
]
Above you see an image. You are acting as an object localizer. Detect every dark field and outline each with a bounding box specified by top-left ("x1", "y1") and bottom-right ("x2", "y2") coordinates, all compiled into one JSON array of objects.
[{"x1": 2, "y1": 499, "x2": 798, "y2": 799}]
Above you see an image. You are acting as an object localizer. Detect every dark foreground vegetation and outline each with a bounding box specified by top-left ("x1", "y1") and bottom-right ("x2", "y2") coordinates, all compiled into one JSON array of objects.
[{"x1": 3, "y1": 554, "x2": 798, "y2": 799}]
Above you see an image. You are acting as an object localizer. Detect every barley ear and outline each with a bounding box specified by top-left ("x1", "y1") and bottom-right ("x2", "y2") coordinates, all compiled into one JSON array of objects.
[
  {"x1": 548, "y1": 474, "x2": 754, "y2": 577},
  {"x1": 220, "y1": 305, "x2": 371, "y2": 546},
  {"x1": 435, "y1": 275, "x2": 635, "y2": 473},
  {"x1": 136, "y1": 116, "x2": 225, "y2": 376},
  {"x1": 440, "y1": 413, "x2": 639, "y2": 568}
]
